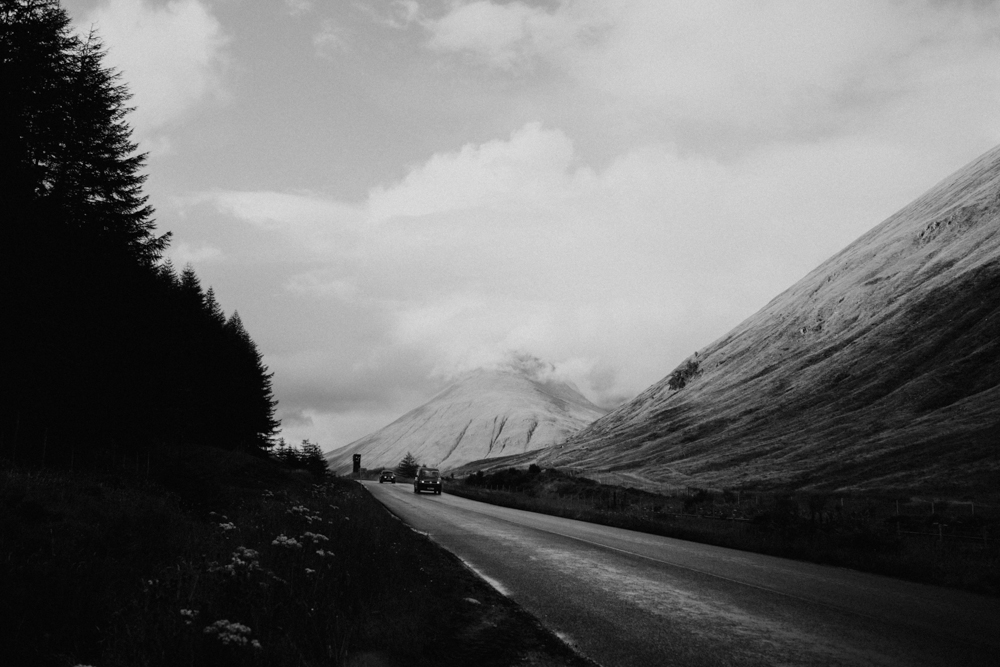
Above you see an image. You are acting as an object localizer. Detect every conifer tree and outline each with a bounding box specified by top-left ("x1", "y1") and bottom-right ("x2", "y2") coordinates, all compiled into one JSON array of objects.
[
  {"x1": 396, "y1": 452, "x2": 420, "y2": 478},
  {"x1": 1, "y1": 1, "x2": 280, "y2": 463},
  {"x1": 300, "y1": 440, "x2": 329, "y2": 477}
]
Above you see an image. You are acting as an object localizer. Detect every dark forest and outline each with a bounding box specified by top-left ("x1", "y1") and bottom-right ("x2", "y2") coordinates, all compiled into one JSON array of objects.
[{"x1": 1, "y1": 0, "x2": 279, "y2": 468}]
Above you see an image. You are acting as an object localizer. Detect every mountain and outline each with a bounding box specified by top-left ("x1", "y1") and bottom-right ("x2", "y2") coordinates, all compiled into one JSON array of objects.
[
  {"x1": 326, "y1": 357, "x2": 607, "y2": 473},
  {"x1": 478, "y1": 145, "x2": 1000, "y2": 500}
]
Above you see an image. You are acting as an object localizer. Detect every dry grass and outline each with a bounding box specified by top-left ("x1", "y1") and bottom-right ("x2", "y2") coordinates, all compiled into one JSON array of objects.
[{"x1": 448, "y1": 468, "x2": 1000, "y2": 597}]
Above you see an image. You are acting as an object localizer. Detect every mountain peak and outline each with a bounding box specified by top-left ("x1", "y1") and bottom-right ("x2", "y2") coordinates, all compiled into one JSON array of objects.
[{"x1": 327, "y1": 357, "x2": 607, "y2": 473}]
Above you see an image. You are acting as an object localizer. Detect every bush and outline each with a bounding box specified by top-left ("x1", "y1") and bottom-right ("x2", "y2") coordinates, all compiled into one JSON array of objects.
[{"x1": 667, "y1": 357, "x2": 701, "y2": 390}]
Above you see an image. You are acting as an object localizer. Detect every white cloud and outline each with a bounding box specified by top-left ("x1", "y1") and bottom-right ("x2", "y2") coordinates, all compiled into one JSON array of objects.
[
  {"x1": 424, "y1": 0, "x2": 602, "y2": 71},
  {"x1": 314, "y1": 19, "x2": 352, "y2": 57},
  {"x1": 166, "y1": 1, "x2": 1000, "y2": 449},
  {"x1": 79, "y1": 0, "x2": 228, "y2": 141},
  {"x1": 284, "y1": 0, "x2": 313, "y2": 17},
  {"x1": 169, "y1": 242, "x2": 224, "y2": 265},
  {"x1": 202, "y1": 120, "x2": 945, "y2": 414},
  {"x1": 368, "y1": 122, "x2": 588, "y2": 220},
  {"x1": 424, "y1": 1, "x2": 1000, "y2": 151}
]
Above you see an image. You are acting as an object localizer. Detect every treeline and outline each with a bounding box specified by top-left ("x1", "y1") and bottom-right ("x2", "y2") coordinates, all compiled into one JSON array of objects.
[{"x1": 0, "y1": 0, "x2": 278, "y2": 467}]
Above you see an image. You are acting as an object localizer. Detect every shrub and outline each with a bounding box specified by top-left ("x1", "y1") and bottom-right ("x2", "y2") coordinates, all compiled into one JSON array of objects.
[{"x1": 667, "y1": 357, "x2": 701, "y2": 390}]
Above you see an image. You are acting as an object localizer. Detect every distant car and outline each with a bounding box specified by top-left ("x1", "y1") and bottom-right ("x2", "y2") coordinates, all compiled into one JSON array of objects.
[
  {"x1": 379, "y1": 470, "x2": 395, "y2": 484},
  {"x1": 413, "y1": 467, "x2": 442, "y2": 495}
]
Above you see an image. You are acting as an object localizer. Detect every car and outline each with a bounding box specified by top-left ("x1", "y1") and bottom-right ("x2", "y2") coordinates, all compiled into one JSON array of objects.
[
  {"x1": 413, "y1": 467, "x2": 442, "y2": 495},
  {"x1": 379, "y1": 470, "x2": 396, "y2": 484}
]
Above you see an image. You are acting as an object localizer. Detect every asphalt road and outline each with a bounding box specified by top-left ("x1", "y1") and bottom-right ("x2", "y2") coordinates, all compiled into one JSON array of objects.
[{"x1": 363, "y1": 481, "x2": 1000, "y2": 667}]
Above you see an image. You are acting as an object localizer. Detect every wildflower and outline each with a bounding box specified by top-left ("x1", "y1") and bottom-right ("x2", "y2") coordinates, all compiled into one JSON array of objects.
[
  {"x1": 315, "y1": 549, "x2": 334, "y2": 558},
  {"x1": 305, "y1": 567, "x2": 315, "y2": 575},
  {"x1": 180, "y1": 608, "x2": 200, "y2": 625},
  {"x1": 204, "y1": 619, "x2": 255, "y2": 647},
  {"x1": 272, "y1": 534, "x2": 303, "y2": 549},
  {"x1": 210, "y1": 546, "x2": 261, "y2": 577},
  {"x1": 287, "y1": 505, "x2": 321, "y2": 524},
  {"x1": 301, "y1": 531, "x2": 329, "y2": 543},
  {"x1": 218, "y1": 522, "x2": 236, "y2": 532},
  {"x1": 252, "y1": 639, "x2": 262, "y2": 650}
]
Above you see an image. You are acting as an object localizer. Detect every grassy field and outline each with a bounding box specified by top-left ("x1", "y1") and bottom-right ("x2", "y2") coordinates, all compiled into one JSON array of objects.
[
  {"x1": 0, "y1": 450, "x2": 593, "y2": 667},
  {"x1": 447, "y1": 467, "x2": 1000, "y2": 597}
]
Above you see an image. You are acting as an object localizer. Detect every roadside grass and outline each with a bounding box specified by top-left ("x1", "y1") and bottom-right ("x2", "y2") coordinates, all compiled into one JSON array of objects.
[
  {"x1": 0, "y1": 451, "x2": 593, "y2": 667},
  {"x1": 447, "y1": 468, "x2": 1000, "y2": 597}
]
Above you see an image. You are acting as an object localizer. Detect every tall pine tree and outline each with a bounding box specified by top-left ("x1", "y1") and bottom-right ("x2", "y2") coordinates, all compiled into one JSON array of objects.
[{"x1": 1, "y1": 0, "x2": 278, "y2": 464}]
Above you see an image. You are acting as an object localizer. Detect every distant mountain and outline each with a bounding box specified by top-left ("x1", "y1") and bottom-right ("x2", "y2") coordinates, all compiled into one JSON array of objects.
[
  {"x1": 477, "y1": 145, "x2": 1000, "y2": 500},
  {"x1": 326, "y1": 357, "x2": 607, "y2": 473}
]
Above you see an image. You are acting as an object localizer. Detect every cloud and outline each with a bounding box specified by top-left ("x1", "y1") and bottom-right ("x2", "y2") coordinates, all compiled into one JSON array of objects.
[
  {"x1": 423, "y1": 1, "x2": 1000, "y2": 151},
  {"x1": 174, "y1": 1, "x2": 1000, "y2": 450},
  {"x1": 169, "y1": 242, "x2": 224, "y2": 265},
  {"x1": 424, "y1": 0, "x2": 586, "y2": 70},
  {"x1": 368, "y1": 122, "x2": 586, "y2": 219},
  {"x1": 314, "y1": 19, "x2": 352, "y2": 57},
  {"x1": 284, "y1": 0, "x2": 313, "y2": 17},
  {"x1": 204, "y1": 121, "x2": 937, "y2": 419},
  {"x1": 78, "y1": 0, "x2": 228, "y2": 141}
]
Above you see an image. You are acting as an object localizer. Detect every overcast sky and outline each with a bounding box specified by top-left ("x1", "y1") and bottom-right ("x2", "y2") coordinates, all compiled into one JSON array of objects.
[{"x1": 62, "y1": 0, "x2": 1000, "y2": 452}]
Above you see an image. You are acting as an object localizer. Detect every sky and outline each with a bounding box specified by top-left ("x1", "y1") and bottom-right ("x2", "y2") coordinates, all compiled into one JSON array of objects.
[{"x1": 60, "y1": 0, "x2": 1000, "y2": 453}]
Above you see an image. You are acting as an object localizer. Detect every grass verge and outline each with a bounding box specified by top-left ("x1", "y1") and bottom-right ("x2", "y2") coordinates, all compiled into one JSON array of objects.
[
  {"x1": 0, "y1": 450, "x2": 594, "y2": 667},
  {"x1": 447, "y1": 467, "x2": 1000, "y2": 597}
]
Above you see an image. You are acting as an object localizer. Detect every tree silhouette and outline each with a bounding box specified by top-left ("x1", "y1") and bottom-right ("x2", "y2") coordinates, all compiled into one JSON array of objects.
[
  {"x1": 0, "y1": 0, "x2": 278, "y2": 466},
  {"x1": 396, "y1": 452, "x2": 420, "y2": 478},
  {"x1": 299, "y1": 440, "x2": 329, "y2": 477}
]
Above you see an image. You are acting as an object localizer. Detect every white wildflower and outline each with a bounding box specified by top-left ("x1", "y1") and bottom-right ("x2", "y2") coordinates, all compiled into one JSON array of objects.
[
  {"x1": 204, "y1": 619, "x2": 255, "y2": 647},
  {"x1": 272, "y1": 534, "x2": 303, "y2": 549},
  {"x1": 301, "y1": 531, "x2": 329, "y2": 543},
  {"x1": 210, "y1": 546, "x2": 261, "y2": 577},
  {"x1": 287, "y1": 504, "x2": 321, "y2": 524}
]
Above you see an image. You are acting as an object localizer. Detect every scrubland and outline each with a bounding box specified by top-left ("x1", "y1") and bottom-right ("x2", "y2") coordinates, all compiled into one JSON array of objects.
[{"x1": 0, "y1": 450, "x2": 590, "y2": 667}]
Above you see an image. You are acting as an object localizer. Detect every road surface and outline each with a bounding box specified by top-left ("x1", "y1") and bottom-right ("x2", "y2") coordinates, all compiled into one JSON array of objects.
[{"x1": 363, "y1": 481, "x2": 1000, "y2": 666}]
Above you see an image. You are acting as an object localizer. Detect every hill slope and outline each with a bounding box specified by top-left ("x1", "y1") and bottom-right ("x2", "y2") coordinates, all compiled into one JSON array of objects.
[
  {"x1": 326, "y1": 360, "x2": 607, "y2": 473},
  {"x1": 524, "y1": 145, "x2": 1000, "y2": 499}
]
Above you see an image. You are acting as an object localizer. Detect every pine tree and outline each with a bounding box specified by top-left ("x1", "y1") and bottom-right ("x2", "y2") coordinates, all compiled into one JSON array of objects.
[
  {"x1": 396, "y1": 452, "x2": 419, "y2": 478},
  {"x1": 204, "y1": 288, "x2": 226, "y2": 326},
  {"x1": 300, "y1": 440, "x2": 329, "y2": 478},
  {"x1": 223, "y1": 312, "x2": 280, "y2": 452},
  {"x1": 1, "y1": 1, "x2": 280, "y2": 464},
  {"x1": 1, "y1": 1, "x2": 167, "y2": 262}
]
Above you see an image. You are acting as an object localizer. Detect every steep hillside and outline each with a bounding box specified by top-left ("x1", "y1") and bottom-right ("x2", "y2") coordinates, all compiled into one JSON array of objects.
[
  {"x1": 511, "y1": 145, "x2": 1000, "y2": 499},
  {"x1": 326, "y1": 359, "x2": 607, "y2": 473}
]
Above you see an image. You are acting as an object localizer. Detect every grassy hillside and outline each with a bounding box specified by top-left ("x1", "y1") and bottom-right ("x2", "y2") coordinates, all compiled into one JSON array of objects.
[{"x1": 496, "y1": 144, "x2": 1000, "y2": 499}]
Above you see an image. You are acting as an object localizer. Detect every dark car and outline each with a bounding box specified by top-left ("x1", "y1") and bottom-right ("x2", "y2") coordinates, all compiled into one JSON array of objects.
[
  {"x1": 413, "y1": 467, "x2": 442, "y2": 495},
  {"x1": 379, "y1": 470, "x2": 395, "y2": 484}
]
